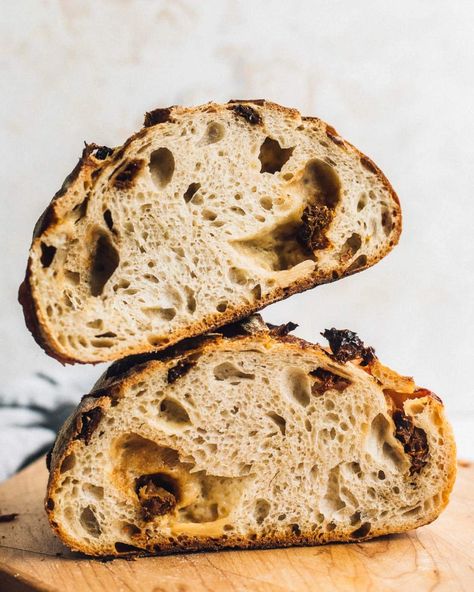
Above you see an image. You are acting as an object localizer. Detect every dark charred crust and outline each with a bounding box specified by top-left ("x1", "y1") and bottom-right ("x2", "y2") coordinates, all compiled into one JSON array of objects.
[
  {"x1": 110, "y1": 159, "x2": 144, "y2": 189},
  {"x1": 310, "y1": 368, "x2": 351, "y2": 395},
  {"x1": 167, "y1": 358, "x2": 196, "y2": 383},
  {"x1": 325, "y1": 125, "x2": 345, "y2": 146},
  {"x1": 54, "y1": 143, "x2": 96, "y2": 201},
  {"x1": 18, "y1": 266, "x2": 71, "y2": 363},
  {"x1": 228, "y1": 99, "x2": 266, "y2": 106},
  {"x1": 297, "y1": 204, "x2": 332, "y2": 250},
  {"x1": 105, "y1": 335, "x2": 216, "y2": 381},
  {"x1": 393, "y1": 410, "x2": 429, "y2": 475},
  {"x1": 0, "y1": 513, "x2": 18, "y2": 523},
  {"x1": 229, "y1": 104, "x2": 262, "y2": 125},
  {"x1": 75, "y1": 407, "x2": 103, "y2": 445},
  {"x1": 84, "y1": 387, "x2": 113, "y2": 400},
  {"x1": 33, "y1": 204, "x2": 58, "y2": 239},
  {"x1": 267, "y1": 321, "x2": 298, "y2": 336},
  {"x1": 322, "y1": 328, "x2": 376, "y2": 365},
  {"x1": 92, "y1": 145, "x2": 114, "y2": 160},
  {"x1": 360, "y1": 156, "x2": 378, "y2": 174},
  {"x1": 144, "y1": 107, "x2": 174, "y2": 127},
  {"x1": 46, "y1": 446, "x2": 53, "y2": 470},
  {"x1": 135, "y1": 474, "x2": 177, "y2": 521}
]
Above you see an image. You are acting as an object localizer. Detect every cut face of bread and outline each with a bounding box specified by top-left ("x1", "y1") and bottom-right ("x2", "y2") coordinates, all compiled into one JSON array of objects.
[
  {"x1": 20, "y1": 100, "x2": 401, "y2": 363},
  {"x1": 46, "y1": 320, "x2": 455, "y2": 557}
]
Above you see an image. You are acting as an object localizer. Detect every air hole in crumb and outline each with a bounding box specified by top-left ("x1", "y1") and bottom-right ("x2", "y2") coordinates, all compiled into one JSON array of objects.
[
  {"x1": 267, "y1": 412, "x2": 286, "y2": 435},
  {"x1": 147, "y1": 335, "x2": 170, "y2": 347},
  {"x1": 345, "y1": 254, "x2": 367, "y2": 274},
  {"x1": 64, "y1": 269, "x2": 80, "y2": 285},
  {"x1": 216, "y1": 300, "x2": 228, "y2": 313},
  {"x1": 149, "y1": 147, "x2": 175, "y2": 188},
  {"x1": 381, "y1": 207, "x2": 393, "y2": 236},
  {"x1": 121, "y1": 522, "x2": 141, "y2": 537},
  {"x1": 185, "y1": 287, "x2": 196, "y2": 313},
  {"x1": 40, "y1": 242, "x2": 57, "y2": 268},
  {"x1": 254, "y1": 499, "x2": 271, "y2": 524},
  {"x1": 90, "y1": 231, "x2": 120, "y2": 296},
  {"x1": 214, "y1": 362, "x2": 255, "y2": 381},
  {"x1": 203, "y1": 209, "x2": 217, "y2": 221},
  {"x1": 142, "y1": 307, "x2": 176, "y2": 321},
  {"x1": 229, "y1": 267, "x2": 248, "y2": 285},
  {"x1": 283, "y1": 367, "x2": 311, "y2": 407},
  {"x1": 259, "y1": 137, "x2": 294, "y2": 174},
  {"x1": 103, "y1": 209, "x2": 114, "y2": 230},
  {"x1": 83, "y1": 483, "x2": 104, "y2": 499},
  {"x1": 378, "y1": 470, "x2": 386, "y2": 480},
  {"x1": 60, "y1": 453, "x2": 76, "y2": 473},
  {"x1": 341, "y1": 233, "x2": 362, "y2": 261},
  {"x1": 183, "y1": 182, "x2": 201, "y2": 203},
  {"x1": 350, "y1": 522, "x2": 371, "y2": 538},
  {"x1": 251, "y1": 284, "x2": 262, "y2": 300},
  {"x1": 114, "y1": 542, "x2": 144, "y2": 553},
  {"x1": 72, "y1": 196, "x2": 89, "y2": 222},
  {"x1": 80, "y1": 506, "x2": 101, "y2": 537},
  {"x1": 260, "y1": 196, "x2": 273, "y2": 210},
  {"x1": 205, "y1": 121, "x2": 225, "y2": 144},
  {"x1": 357, "y1": 193, "x2": 368, "y2": 211},
  {"x1": 160, "y1": 398, "x2": 191, "y2": 424}
]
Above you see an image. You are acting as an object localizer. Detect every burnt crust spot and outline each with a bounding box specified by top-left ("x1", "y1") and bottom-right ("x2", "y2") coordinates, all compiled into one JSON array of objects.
[
  {"x1": 360, "y1": 156, "x2": 378, "y2": 174},
  {"x1": 33, "y1": 204, "x2": 58, "y2": 239},
  {"x1": 298, "y1": 204, "x2": 332, "y2": 250},
  {"x1": 228, "y1": 99, "x2": 266, "y2": 106},
  {"x1": 230, "y1": 104, "x2": 262, "y2": 125},
  {"x1": 135, "y1": 474, "x2": 178, "y2": 521},
  {"x1": 0, "y1": 513, "x2": 18, "y2": 523},
  {"x1": 167, "y1": 358, "x2": 196, "y2": 383},
  {"x1": 92, "y1": 145, "x2": 114, "y2": 160},
  {"x1": 267, "y1": 321, "x2": 298, "y2": 337},
  {"x1": 322, "y1": 328, "x2": 375, "y2": 366},
  {"x1": 310, "y1": 368, "x2": 351, "y2": 395},
  {"x1": 110, "y1": 159, "x2": 144, "y2": 189},
  {"x1": 46, "y1": 446, "x2": 53, "y2": 470},
  {"x1": 144, "y1": 107, "x2": 174, "y2": 127},
  {"x1": 75, "y1": 407, "x2": 103, "y2": 445},
  {"x1": 393, "y1": 410, "x2": 429, "y2": 475}
]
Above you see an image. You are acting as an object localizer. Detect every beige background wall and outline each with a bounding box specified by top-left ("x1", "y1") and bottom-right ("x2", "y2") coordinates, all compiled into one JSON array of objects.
[{"x1": 1, "y1": 1, "x2": 473, "y2": 476}]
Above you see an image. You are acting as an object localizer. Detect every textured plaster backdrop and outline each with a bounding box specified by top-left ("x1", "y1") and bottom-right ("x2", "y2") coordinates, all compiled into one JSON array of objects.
[{"x1": 1, "y1": 0, "x2": 473, "y2": 478}]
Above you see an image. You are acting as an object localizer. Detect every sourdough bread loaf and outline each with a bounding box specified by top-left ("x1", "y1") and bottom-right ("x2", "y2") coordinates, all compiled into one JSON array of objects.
[
  {"x1": 45, "y1": 318, "x2": 455, "y2": 557},
  {"x1": 20, "y1": 100, "x2": 401, "y2": 364}
]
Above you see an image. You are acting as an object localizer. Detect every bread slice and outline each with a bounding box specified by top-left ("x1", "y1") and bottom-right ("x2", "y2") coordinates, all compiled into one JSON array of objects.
[
  {"x1": 45, "y1": 317, "x2": 455, "y2": 557},
  {"x1": 20, "y1": 100, "x2": 401, "y2": 364}
]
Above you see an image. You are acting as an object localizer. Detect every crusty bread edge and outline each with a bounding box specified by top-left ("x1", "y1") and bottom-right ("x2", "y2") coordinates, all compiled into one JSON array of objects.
[
  {"x1": 19, "y1": 100, "x2": 402, "y2": 364},
  {"x1": 45, "y1": 331, "x2": 456, "y2": 557}
]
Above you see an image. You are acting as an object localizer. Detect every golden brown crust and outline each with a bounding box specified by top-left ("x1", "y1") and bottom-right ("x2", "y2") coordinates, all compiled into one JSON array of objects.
[{"x1": 21, "y1": 100, "x2": 402, "y2": 364}]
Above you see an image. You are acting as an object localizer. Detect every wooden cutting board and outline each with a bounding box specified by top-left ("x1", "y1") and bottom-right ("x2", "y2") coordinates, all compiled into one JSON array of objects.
[{"x1": 0, "y1": 458, "x2": 472, "y2": 592}]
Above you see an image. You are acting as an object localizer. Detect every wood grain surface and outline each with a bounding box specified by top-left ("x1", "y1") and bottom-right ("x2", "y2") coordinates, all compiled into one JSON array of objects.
[{"x1": 0, "y1": 458, "x2": 472, "y2": 592}]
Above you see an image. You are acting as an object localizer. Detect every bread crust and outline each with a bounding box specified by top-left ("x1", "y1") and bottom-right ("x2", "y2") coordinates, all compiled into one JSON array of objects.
[
  {"x1": 19, "y1": 100, "x2": 402, "y2": 364},
  {"x1": 45, "y1": 324, "x2": 456, "y2": 557}
]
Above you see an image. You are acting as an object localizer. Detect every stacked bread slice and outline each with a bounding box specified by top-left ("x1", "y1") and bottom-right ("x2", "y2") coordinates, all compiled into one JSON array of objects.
[{"x1": 20, "y1": 100, "x2": 455, "y2": 557}]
